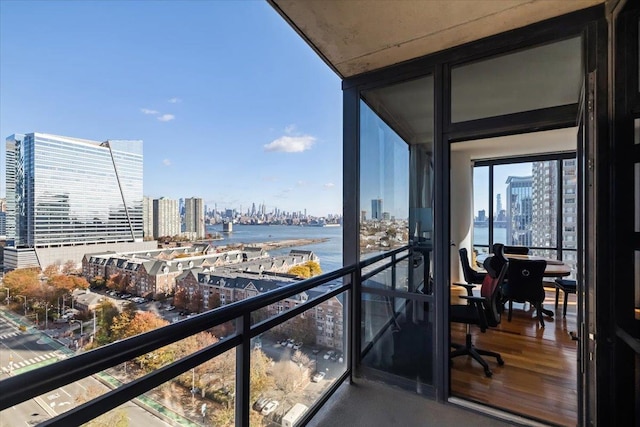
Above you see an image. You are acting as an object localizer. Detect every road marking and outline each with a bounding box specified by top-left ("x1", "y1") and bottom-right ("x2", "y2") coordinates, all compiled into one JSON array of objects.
[{"x1": 0, "y1": 332, "x2": 19, "y2": 340}]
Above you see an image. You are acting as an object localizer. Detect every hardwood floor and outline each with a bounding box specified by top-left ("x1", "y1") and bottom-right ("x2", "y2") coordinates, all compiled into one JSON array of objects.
[{"x1": 450, "y1": 286, "x2": 578, "y2": 426}]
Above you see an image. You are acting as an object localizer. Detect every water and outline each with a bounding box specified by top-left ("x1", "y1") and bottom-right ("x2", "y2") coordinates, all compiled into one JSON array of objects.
[
  {"x1": 205, "y1": 224, "x2": 343, "y2": 272},
  {"x1": 473, "y1": 227, "x2": 507, "y2": 246}
]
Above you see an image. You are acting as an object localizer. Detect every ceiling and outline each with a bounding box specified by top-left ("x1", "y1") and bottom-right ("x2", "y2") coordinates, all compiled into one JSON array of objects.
[
  {"x1": 269, "y1": 0, "x2": 604, "y2": 79},
  {"x1": 450, "y1": 127, "x2": 578, "y2": 161}
]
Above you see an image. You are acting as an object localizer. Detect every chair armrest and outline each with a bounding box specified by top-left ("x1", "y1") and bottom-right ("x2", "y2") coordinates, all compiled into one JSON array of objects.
[
  {"x1": 458, "y1": 295, "x2": 486, "y2": 303},
  {"x1": 452, "y1": 283, "x2": 477, "y2": 296},
  {"x1": 457, "y1": 295, "x2": 490, "y2": 331}
]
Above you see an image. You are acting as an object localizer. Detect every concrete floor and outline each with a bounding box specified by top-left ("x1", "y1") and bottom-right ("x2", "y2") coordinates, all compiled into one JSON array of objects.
[{"x1": 307, "y1": 378, "x2": 518, "y2": 427}]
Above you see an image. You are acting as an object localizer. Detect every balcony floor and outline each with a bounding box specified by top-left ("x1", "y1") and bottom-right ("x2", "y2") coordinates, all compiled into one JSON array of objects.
[{"x1": 307, "y1": 378, "x2": 515, "y2": 427}]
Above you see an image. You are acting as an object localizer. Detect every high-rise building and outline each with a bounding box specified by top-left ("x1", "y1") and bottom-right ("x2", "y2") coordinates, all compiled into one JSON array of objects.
[
  {"x1": 371, "y1": 199, "x2": 383, "y2": 220},
  {"x1": 143, "y1": 196, "x2": 154, "y2": 240},
  {"x1": 153, "y1": 198, "x2": 180, "y2": 238},
  {"x1": 184, "y1": 197, "x2": 205, "y2": 239},
  {"x1": 505, "y1": 176, "x2": 533, "y2": 246},
  {"x1": 3, "y1": 133, "x2": 154, "y2": 270}
]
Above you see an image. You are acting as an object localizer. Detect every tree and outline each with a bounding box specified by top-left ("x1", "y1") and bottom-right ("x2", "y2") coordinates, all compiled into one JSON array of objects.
[
  {"x1": 61, "y1": 260, "x2": 77, "y2": 275},
  {"x1": 92, "y1": 300, "x2": 120, "y2": 346},
  {"x1": 42, "y1": 264, "x2": 60, "y2": 279},
  {"x1": 3, "y1": 268, "x2": 40, "y2": 297},
  {"x1": 207, "y1": 292, "x2": 221, "y2": 310},
  {"x1": 91, "y1": 276, "x2": 106, "y2": 288},
  {"x1": 305, "y1": 261, "x2": 322, "y2": 276},
  {"x1": 287, "y1": 265, "x2": 311, "y2": 279},
  {"x1": 187, "y1": 288, "x2": 204, "y2": 313},
  {"x1": 173, "y1": 287, "x2": 187, "y2": 309}
]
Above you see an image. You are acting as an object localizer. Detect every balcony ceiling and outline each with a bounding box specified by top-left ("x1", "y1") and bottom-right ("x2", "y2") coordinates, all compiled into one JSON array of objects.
[{"x1": 269, "y1": 0, "x2": 604, "y2": 78}]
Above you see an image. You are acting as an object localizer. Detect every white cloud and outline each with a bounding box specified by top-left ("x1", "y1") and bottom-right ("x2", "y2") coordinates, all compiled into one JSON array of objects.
[
  {"x1": 157, "y1": 114, "x2": 175, "y2": 122},
  {"x1": 264, "y1": 135, "x2": 315, "y2": 153},
  {"x1": 162, "y1": 159, "x2": 171, "y2": 166},
  {"x1": 323, "y1": 183, "x2": 335, "y2": 189},
  {"x1": 284, "y1": 124, "x2": 296, "y2": 134},
  {"x1": 141, "y1": 108, "x2": 159, "y2": 115},
  {"x1": 168, "y1": 97, "x2": 182, "y2": 104}
]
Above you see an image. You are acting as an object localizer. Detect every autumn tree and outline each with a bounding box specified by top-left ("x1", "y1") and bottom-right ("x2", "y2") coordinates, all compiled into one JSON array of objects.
[
  {"x1": 272, "y1": 360, "x2": 306, "y2": 393},
  {"x1": 3, "y1": 268, "x2": 40, "y2": 298},
  {"x1": 187, "y1": 288, "x2": 204, "y2": 313},
  {"x1": 305, "y1": 261, "x2": 322, "y2": 276},
  {"x1": 42, "y1": 264, "x2": 60, "y2": 279},
  {"x1": 93, "y1": 300, "x2": 120, "y2": 346},
  {"x1": 61, "y1": 260, "x2": 78, "y2": 275},
  {"x1": 287, "y1": 265, "x2": 311, "y2": 279},
  {"x1": 207, "y1": 292, "x2": 221, "y2": 311},
  {"x1": 173, "y1": 287, "x2": 187, "y2": 309}
]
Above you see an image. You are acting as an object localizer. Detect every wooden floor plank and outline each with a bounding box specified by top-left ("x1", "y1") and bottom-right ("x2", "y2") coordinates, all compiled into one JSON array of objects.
[{"x1": 450, "y1": 287, "x2": 577, "y2": 426}]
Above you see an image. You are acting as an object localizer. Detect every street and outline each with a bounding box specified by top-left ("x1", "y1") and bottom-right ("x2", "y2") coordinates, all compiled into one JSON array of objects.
[{"x1": 0, "y1": 310, "x2": 172, "y2": 427}]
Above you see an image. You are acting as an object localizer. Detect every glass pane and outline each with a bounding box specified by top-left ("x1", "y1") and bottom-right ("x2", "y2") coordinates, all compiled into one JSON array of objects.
[
  {"x1": 361, "y1": 292, "x2": 433, "y2": 386},
  {"x1": 493, "y1": 163, "x2": 534, "y2": 246},
  {"x1": 252, "y1": 301, "x2": 346, "y2": 426},
  {"x1": 360, "y1": 75, "x2": 433, "y2": 260},
  {"x1": 473, "y1": 166, "x2": 489, "y2": 250},
  {"x1": 359, "y1": 101, "x2": 409, "y2": 260},
  {"x1": 562, "y1": 159, "x2": 579, "y2": 248},
  {"x1": 451, "y1": 37, "x2": 582, "y2": 122}
]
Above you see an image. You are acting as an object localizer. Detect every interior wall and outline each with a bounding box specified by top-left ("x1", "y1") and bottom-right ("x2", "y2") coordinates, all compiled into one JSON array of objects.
[{"x1": 449, "y1": 151, "x2": 473, "y2": 300}]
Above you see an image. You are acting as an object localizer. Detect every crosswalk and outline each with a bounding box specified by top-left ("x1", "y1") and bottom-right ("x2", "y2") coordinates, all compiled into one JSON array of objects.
[
  {"x1": 0, "y1": 331, "x2": 19, "y2": 340},
  {"x1": 10, "y1": 351, "x2": 62, "y2": 369}
]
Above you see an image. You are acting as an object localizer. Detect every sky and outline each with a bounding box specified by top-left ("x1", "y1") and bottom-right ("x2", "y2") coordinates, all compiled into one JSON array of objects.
[
  {"x1": 473, "y1": 162, "x2": 534, "y2": 215},
  {"x1": 0, "y1": 0, "x2": 343, "y2": 217}
]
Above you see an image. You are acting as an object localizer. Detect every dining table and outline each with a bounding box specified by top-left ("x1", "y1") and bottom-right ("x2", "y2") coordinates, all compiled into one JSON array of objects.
[{"x1": 476, "y1": 253, "x2": 572, "y2": 278}]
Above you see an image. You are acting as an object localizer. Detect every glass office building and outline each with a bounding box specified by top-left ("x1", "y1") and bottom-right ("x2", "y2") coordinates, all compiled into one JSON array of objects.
[{"x1": 5, "y1": 133, "x2": 144, "y2": 248}]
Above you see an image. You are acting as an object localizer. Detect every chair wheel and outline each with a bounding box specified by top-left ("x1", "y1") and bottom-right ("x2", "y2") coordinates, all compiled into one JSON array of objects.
[{"x1": 497, "y1": 357, "x2": 505, "y2": 366}]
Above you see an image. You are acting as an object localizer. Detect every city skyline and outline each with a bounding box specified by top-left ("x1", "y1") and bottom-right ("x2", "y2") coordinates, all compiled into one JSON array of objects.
[{"x1": 0, "y1": 1, "x2": 343, "y2": 217}]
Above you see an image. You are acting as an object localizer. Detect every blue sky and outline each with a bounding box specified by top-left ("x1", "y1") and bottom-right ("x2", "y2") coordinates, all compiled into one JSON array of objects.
[{"x1": 0, "y1": 0, "x2": 343, "y2": 217}]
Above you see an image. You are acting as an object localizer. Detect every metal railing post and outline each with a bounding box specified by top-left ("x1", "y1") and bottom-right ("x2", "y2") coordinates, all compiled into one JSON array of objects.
[{"x1": 235, "y1": 313, "x2": 251, "y2": 427}]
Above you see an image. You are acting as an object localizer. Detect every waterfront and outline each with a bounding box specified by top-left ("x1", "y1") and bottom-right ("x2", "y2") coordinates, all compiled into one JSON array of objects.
[{"x1": 205, "y1": 224, "x2": 343, "y2": 272}]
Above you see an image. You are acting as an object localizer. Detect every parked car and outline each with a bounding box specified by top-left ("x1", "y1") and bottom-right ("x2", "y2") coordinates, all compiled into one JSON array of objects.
[
  {"x1": 293, "y1": 342, "x2": 302, "y2": 350},
  {"x1": 261, "y1": 400, "x2": 279, "y2": 415},
  {"x1": 286, "y1": 339, "x2": 295, "y2": 348},
  {"x1": 323, "y1": 350, "x2": 335, "y2": 360},
  {"x1": 165, "y1": 305, "x2": 175, "y2": 311},
  {"x1": 311, "y1": 371, "x2": 326, "y2": 382},
  {"x1": 253, "y1": 397, "x2": 270, "y2": 412}
]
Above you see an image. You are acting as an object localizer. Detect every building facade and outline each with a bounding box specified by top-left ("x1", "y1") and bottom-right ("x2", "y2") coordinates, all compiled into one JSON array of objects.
[
  {"x1": 184, "y1": 197, "x2": 205, "y2": 239},
  {"x1": 142, "y1": 196, "x2": 154, "y2": 240},
  {"x1": 3, "y1": 133, "x2": 150, "y2": 270},
  {"x1": 152, "y1": 197, "x2": 180, "y2": 239}
]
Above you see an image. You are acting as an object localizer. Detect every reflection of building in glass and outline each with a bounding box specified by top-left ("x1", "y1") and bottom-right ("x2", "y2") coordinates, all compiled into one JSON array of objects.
[
  {"x1": 4, "y1": 132, "x2": 154, "y2": 270},
  {"x1": 371, "y1": 199, "x2": 383, "y2": 220},
  {"x1": 505, "y1": 176, "x2": 533, "y2": 246}
]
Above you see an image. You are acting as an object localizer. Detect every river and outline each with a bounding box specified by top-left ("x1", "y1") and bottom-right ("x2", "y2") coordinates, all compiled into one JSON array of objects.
[{"x1": 205, "y1": 224, "x2": 343, "y2": 273}]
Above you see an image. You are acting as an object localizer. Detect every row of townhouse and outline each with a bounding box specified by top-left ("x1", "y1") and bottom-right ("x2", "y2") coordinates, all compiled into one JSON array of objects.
[
  {"x1": 175, "y1": 265, "x2": 345, "y2": 351},
  {"x1": 81, "y1": 245, "x2": 270, "y2": 297},
  {"x1": 81, "y1": 246, "x2": 320, "y2": 300}
]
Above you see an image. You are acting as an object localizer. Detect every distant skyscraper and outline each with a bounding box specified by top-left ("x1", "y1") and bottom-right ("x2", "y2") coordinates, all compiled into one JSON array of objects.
[
  {"x1": 4, "y1": 132, "x2": 153, "y2": 270},
  {"x1": 371, "y1": 199, "x2": 383, "y2": 220},
  {"x1": 184, "y1": 197, "x2": 205, "y2": 239},
  {"x1": 153, "y1": 198, "x2": 180, "y2": 238},
  {"x1": 143, "y1": 196, "x2": 154, "y2": 240},
  {"x1": 496, "y1": 193, "x2": 503, "y2": 213},
  {"x1": 505, "y1": 176, "x2": 533, "y2": 246}
]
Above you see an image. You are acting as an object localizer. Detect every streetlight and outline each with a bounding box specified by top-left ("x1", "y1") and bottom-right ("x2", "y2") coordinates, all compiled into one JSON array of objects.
[{"x1": 16, "y1": 295, "x2": 27, "y2": 317}]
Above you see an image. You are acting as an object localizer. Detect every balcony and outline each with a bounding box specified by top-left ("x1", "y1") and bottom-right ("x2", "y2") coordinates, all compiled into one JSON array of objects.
[{"x1": 0, "y1": 247, "x2": 565, "y2": 426}]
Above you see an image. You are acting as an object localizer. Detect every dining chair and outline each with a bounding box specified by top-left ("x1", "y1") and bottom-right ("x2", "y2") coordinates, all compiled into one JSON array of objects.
[
  {"x1": 554, "y1": 278, "x2": 577, "y2": 317},
  {"x1": 459, "y1": 248, "x2": 486, "y2": 285},
  {"x1": 502, "y1": 258, "x2": 549, "y2": 327},
  {"x1": 450, "y1": 255, "x2": 508, "y2": 377},
  {"x1": 504, "y1": 245, "x2": 530, "y2": 255}
]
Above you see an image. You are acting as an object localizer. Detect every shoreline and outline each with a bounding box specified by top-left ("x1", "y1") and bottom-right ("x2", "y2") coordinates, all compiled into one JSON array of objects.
[{"x1": 219, "y1": 238, "x2": 330, "y2": 251}]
